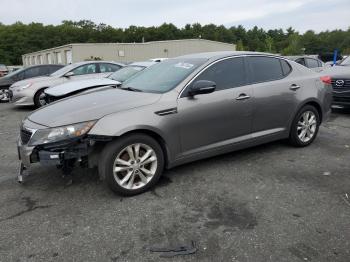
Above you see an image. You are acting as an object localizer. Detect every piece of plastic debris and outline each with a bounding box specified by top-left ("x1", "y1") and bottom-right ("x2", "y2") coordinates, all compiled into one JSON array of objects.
[
  {"x1": 150, "y1": 241, "x2": 197, "y2": 258},
  {"x1": 322, "y1": 172, "x2": 331, "y2": 176},
  {"x1": 345, "y1": 145, "x2": 349, "y2": 148},
  {"x1": 341, "y1": 194, "x2": 350, "y2": 207}
]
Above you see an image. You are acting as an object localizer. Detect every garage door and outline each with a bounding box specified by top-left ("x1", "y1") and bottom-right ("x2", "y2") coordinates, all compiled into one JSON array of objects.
[{"x1": 65, "y1": 50, "x2": 72, "y2": 64}]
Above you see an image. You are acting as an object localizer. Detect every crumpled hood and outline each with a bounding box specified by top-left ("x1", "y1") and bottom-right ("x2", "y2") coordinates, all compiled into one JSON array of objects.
[
  {"x1": 28, "y1": 89, "x2": 161, "y2": 127},
  {"x1": 319, "y1": 66, "x2": 350, "y2": 78},
  {"x1": 45, "y1": 78, "x2": 118, "y2": 97},
  {"x1": 10, "y1": 76, "x2": 54, "y2": 87}
]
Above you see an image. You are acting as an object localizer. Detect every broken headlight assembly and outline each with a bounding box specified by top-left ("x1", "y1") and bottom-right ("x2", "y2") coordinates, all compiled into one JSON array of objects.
[{"x1": 29, "y1": 121, "x2": 96, "y2": 146}]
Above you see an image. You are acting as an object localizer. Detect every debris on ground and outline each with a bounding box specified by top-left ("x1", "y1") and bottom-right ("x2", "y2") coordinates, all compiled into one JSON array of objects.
[
  {"x1": 149, "y1": 241, "x2": 197, "y2": 258},
  {"x1": 341, "y1": 193, "x2": 350, "y2": 207},
  {"x1": 322, "y1": 171, "x2": 331, "y2": 176}
]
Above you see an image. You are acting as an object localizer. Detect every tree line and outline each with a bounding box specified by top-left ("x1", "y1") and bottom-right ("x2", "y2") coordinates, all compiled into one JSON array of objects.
[{"x1": 0, "y1": 20, "x2": 349, "y2": 65}]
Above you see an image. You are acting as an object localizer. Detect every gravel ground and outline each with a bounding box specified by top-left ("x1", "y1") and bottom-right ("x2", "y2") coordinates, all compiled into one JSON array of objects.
[{"x1": 0, "y1": 103, "x2": 349, "y2": 262}]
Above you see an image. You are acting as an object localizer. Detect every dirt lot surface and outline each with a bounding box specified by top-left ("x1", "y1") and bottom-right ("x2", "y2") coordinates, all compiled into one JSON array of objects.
[{"x1": 0, "y1": 103, "x2": 349, "y2": 262}]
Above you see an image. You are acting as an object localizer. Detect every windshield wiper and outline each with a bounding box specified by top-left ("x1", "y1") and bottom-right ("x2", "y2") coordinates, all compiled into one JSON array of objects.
[{"x1": 118, "y1": 86, "x2": 143, "y2": 92}]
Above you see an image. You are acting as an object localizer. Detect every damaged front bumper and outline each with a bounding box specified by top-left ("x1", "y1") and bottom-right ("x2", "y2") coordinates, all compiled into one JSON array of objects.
[
  {"x1": 17, "y1": 136, "x2": 94, "y2": 182},
  {"x1": 17, "y1": 119, "x2": 112, "y2": 182}
]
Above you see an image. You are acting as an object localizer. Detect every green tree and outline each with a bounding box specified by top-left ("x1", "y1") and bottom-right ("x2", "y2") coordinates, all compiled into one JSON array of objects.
[
  {"x1": 0, "y1": 20, "x2": 349, "y2": 65},
  {"x1": 282, "y1": 33, "x2": 302, "y2": 55}
]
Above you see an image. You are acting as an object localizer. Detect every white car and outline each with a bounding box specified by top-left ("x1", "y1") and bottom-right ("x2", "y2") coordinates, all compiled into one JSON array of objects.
[{"x1": 9, "y1": 61, "x2": 123, "y2": 107}]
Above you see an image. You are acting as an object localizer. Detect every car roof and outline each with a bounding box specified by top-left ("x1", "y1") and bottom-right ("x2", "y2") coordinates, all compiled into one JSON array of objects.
[
  {"x1": 286, "y1": 55, "x2": 321, "y2": 61},
  {"x1": 128, "y1": 61, "x2": 157, "y2": 67},
  {"x1": 70, "y1": 61, "x2": 124, "y2": 66},
  {"x1": 25, "y1": 64, "x2": 63, "y2": 68},
  {"x1": 177, "y1": 51, "x2": 283, "y2": 61}
]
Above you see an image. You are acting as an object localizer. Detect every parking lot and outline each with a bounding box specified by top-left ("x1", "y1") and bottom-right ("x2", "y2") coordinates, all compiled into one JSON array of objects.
[{"x1": 0, "y1": 102, "x2": 349, "y2": 261}]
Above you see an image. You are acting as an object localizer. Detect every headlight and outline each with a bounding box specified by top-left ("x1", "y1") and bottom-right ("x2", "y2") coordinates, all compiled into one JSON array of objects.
[{"x1": 29, "y1": 121, "x2": 96, "y2": 146}]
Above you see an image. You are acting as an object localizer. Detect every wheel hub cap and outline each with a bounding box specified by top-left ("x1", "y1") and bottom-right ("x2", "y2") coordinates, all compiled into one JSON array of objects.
[
  {"x1": 113, "y1": 143, "x2": 157, "y2": 190},
  {"x1": 297, "y1": 111, "x2": 317, "y2": 143}
]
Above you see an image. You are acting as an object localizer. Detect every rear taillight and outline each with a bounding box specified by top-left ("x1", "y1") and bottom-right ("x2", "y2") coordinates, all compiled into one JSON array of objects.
[{"x1": 320, "y1": 76, "x2": 332, "y2": 85}]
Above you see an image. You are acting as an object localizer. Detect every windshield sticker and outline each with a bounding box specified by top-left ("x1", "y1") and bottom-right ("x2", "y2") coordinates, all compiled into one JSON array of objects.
[{"x1": 174, "y1": 62, "x2": 194, "y2": 69}]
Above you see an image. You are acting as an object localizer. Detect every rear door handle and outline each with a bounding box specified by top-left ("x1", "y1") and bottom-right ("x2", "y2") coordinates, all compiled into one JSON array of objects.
[
  {"x1": 236, "y1": 93, "x2": 251, "y2": 101},
  {"x1": 290, "y1": 84, "x2": 301, "y2": 91}
]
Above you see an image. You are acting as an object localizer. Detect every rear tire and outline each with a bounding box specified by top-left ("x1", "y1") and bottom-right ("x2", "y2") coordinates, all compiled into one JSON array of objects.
[
  {"x1": 99, "y1": 133, "x2": 164, "y2": 196},
  {"x1": 34, "y1": 89, "x2": 47, "y2": 108},
  {"x1": 289, "y1": 105, "x2": 320, "y2": 147}
]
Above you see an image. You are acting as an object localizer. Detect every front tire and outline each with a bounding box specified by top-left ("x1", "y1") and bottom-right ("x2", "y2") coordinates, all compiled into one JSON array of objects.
[
  {"x1": 34, "y1": 89, "x2": 47, "y2": 108},
  {"x1": 289, "y1": 105, "x2": 320, "y2": 147},
  {"x1": 99, "y1": 133, "x2": 164, "y2": 196},
  {"x1": 0, "y1": 88, "x2": 10, "y2": 103}
]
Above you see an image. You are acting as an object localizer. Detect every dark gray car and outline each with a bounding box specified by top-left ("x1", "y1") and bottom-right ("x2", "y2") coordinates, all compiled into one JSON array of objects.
[
  {"x1": 319, "y1": 64, "x2": 350, "y2": 108},
  {"x1": 17, "y1": 51, "x2": 333, "y2": 195},
  {"x1": 0, "y1": 64, "x2": 63, "y2": 102}
]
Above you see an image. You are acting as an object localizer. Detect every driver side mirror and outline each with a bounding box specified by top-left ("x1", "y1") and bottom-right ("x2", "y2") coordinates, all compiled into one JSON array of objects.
[
  {"x1": 188, "y1": 80, "x2": 216, "y2": 96},
  {"x1": 64, "y1": 72, "x2": 74, "y2": 78}
]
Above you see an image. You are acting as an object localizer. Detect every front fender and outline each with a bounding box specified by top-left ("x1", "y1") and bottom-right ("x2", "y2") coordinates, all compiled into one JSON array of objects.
[{"x1": 89, "y1": 101, "x2": 181, "y2": 165}]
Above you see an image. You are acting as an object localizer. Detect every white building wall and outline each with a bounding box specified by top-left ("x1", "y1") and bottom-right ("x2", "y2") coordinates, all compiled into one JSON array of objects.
[{"x1": 22, "y1": 40, "x2": 236, "y2": 65}]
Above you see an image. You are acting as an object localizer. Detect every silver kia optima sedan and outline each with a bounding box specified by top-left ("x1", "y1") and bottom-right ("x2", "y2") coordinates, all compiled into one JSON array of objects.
[{"x1": 17, "y1": 51, "x2": 333, "y2": 195}]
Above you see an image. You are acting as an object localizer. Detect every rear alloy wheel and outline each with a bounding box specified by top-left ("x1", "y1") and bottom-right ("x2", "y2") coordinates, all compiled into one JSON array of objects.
[
  {"x1": 34, "y1": 89, "x2": 47, "y2": 108},
  {"x1": 99, "y1": 134, "x2": 164, "y2": 196},
  {"x1": 289, "y1": 105, "x2": 320, "y2": 147}
]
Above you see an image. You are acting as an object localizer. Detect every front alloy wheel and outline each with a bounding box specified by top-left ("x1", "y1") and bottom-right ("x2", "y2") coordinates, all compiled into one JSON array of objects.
[
  {"x1": 113, "y1": 143, "x2": 158, "y2": 190},
  {"x1": 99, "y1": 133, "x2": 164, "y2": 196}
]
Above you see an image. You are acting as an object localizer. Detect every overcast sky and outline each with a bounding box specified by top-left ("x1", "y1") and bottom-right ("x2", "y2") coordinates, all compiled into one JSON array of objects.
[{"x1": 1, "y1": 0, "x2": 349, "y2": 32}]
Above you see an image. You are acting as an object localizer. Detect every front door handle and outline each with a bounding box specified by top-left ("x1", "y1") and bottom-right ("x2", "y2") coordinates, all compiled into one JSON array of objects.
[
  {"x1": 236, "y1": 93, "x2": 251, "y2": 101},
  {"x1": 290, "y1": 84, "x2": 301, "y2": 91}
]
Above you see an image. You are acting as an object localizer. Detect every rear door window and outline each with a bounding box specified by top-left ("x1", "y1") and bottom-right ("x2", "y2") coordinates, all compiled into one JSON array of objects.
[
  {"x1": 280, "y1": 60, "x2": 292, "y2": 76},
  {"x1": 24, "y1": 67, "x2": 41, "y2": 79},
  {"x1": 48, "y1": 65, "x2": 62, "y2": 74},
  {"x1": 247, "y1": 56, "x2": 284, "y2": 83},
  {"x1": 295, "y1": 58, "x2": 306, "y2": 66},
  {"x1": 71, "y1": 63, "x2": 98, "y2": 75},
  {"x1": 38, "y1": 66, "x2": 49, "y2": 75},
  {"x1": 99, "y1": 63, "x2": 122, "y2": 73},
  {"x1": 306, "y1": 58, "x2": 320, "y2": 68},
  {"x1": 190, "y1": 57, "x2": 247, "y2": 92}
]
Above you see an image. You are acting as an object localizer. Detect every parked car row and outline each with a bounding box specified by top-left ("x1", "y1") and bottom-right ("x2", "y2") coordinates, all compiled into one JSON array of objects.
[
  {"x1": 15, "y1": 51, "x2": 333, "y2": 196},
  {"x1": 0, "y1": 64, "x2": 64, "y2": 102},
  {"x1": 286, "y1": 55, "x2": 350, "y2": 108},
  {"x1": 9, "y1": 61, "x2": 124, "y2": 107}
]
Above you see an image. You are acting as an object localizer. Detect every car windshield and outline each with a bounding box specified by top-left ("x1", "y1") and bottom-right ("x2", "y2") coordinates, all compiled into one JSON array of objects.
[
  {"x1": 50, "y1": 63, "x2": 78, "y2": 77},
  {"x1": 121, "y1": 58, "x2": 207, "y2": 93},
  {"x1": 108, "y1": 65, "x2": 145, "y2": 82},
  {"x1": 340, "y1": 56, "x2": 350, "y2": 66}
]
